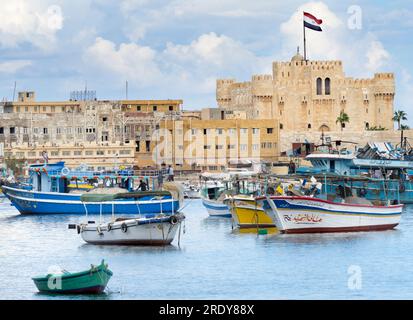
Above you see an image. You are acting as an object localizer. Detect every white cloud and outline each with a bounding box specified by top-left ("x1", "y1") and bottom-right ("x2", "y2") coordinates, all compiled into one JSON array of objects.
[
  {"x1": 83, "y1": 32, "x2": 270, "y2": 97},
  {"x1": 83, "y1": 37, "x2": 162, "y2": 86},
  {"x1": 0, "y1": 60, "x2": 32, "y2": 74},
  {"x1": 366, "y1": 41, "x2": 390, "y2": 72},
  {"x1": 0, "y1": 1, "x2": 64, "y2": 51}
]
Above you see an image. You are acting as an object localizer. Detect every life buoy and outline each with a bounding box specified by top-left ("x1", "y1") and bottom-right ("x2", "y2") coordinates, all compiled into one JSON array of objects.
[
  {"x1": 170, "y1": 215, "x2": 179, "y2": 225},
  {"x1": 61, "y1": 167, "x2": 70, "y2": 176},
  {"x1": 121, "y1": 223, "x2": 128, "y2": 233}
]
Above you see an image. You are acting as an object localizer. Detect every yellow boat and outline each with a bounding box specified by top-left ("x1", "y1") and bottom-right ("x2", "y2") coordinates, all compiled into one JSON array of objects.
[{"x1": 225, "y1": 195, "x2": 276, "y2": 229}]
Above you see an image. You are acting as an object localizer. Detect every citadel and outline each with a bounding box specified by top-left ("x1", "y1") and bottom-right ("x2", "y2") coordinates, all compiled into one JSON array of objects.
[{"x1": 0, "y1": 53, "x2": 406, "y2": 172}]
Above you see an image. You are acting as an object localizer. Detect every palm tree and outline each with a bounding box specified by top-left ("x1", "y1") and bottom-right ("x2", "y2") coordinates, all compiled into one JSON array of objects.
[
  {"x1": 336, "y1": 110, "x2": 350, "y2": 131},
  {"x1": 392, "y1": 110, "x2": 408, "y2": 130}
]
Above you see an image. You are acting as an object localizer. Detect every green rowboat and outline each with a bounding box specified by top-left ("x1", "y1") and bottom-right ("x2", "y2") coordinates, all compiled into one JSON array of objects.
[{"x1": 32, "y1": 260, "x2": 113, "y2": 294}]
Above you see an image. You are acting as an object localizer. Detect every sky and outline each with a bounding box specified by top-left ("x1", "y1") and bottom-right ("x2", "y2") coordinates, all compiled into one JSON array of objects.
[{"x1": 0, "y1": 0, "x2": 412, "y2": 124}]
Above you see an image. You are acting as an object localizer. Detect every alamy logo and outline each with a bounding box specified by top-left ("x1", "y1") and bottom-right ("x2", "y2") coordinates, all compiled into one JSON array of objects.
[
  {"x1": 347, "y1": 5, "x2": 363, "y2": 30},
  {"x1": 47, "y1": 265, "x2": 63, "y2": 290},
  {"x1": 347, "y1": 265, "x2": 362, "y2": 290}
]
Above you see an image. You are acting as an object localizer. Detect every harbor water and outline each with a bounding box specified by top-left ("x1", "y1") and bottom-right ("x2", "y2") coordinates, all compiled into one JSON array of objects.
[{"x1": 1, "y1": 198, "x2": 413, "y2": 300}]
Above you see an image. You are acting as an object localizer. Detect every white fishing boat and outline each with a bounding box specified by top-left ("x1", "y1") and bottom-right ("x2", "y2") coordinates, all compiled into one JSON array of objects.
[
  {"x1": 256, "y1": 195, "x2": 403, "y2": 234},
  {"x1": 182, "y1": 182, "x2": 200, "y2": 199},
  {"x1": 200, "y1": 179, "x2": 231, "y2": 217},
  {"x1": 71, "y1": 193, "x2": 185, "y2": 245}
]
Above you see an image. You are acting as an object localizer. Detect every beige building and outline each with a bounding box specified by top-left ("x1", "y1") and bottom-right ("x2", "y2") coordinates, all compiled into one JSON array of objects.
[
  {"x1": 160, "y1": 118, "x2": 279, "y2": 171},
  {"x1": 217, "y1": 53, "x2": 395, "y2": 132}
]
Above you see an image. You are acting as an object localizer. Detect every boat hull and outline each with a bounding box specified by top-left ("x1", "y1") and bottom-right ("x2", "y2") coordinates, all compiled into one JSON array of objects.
[
  {"x1": 80, "y1": 215, "x2": 184, "y2": 246},
  {"x1": 201, "y1": 198, "x2": 231, "y2": 217},
  {"x1": 2, "y1": 186, "x2": 180, "y2": 215},
  {"x1": 32, "y1": 264, "x2": 112, "y2": 294},
  {"x1": 257, "y1": 196, "x2": 403, "y2": 234},
  {"x1": 226, "y1": 197, "x2": 275, "y2": 228}
]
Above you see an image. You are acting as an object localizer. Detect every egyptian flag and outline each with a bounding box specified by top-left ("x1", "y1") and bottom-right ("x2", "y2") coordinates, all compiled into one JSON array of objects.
[{"x1": 303, "y1": 12, "x2": 323, "y2": 31}]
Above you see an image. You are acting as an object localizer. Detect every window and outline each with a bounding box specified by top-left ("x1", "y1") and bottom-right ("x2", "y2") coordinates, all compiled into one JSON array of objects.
[
  {"x1": 23, "y1": 127, "x2": 28, "y2": 134},
  {"x1": 169, "y1": 106, "x2": 173, "y2": 111},
  {"x1": 280, "y1": 124, "x2": 283, "y2": 130},
  {"x1": 10, "y1": 127, "x2": 15, "y2": 134},
  {"x1": 74, "y1": 151, "x2": 82, "y2": 156},
  {"x1": 365, "y1": 122, "x2": 369, "y2": 129},
  {"x1": 252, "y1": 144, "x2": 259, "y2": 150},
  {"x1": 43, "y1": 106, "x2": 47, "y2": 112},
  {"x1": 56, "y1": 128, "x2": 62, "y2": 134},
  {"x1": 316, "y1": 77, "x2": 323, "y2": 95},
  {"x1": 43, "y1": 128, "x2": 48, "y2": 134},
  {"x1": 240, "y1": 128, "x2": 248, "y2": 134},
  {"x1": 267, "y1": 128, "x2": 273, "y2": 134},
  {"x1": 0, "y1": 127, "x2": 3, "y2": 134},
  {"x1": 136, "y1": 141, "x2": 140, "y2": 152},
  {"x1": 77, "y1": 127, "x2": 82, "y2": 134},
  {"x1": 146, "y1": 141, "x2": 151, "y2": 152},
  {"x1": 28, "y1": 152, "x2": 36, "y2": 157},
  {"x1": 16, "y1": 106, "x2": 20, "y2": 112},
  {"x1": 240, "y1": 144, "x2": 247, "y2": 151},
  {"x1": 51, "y1": 151, "x2": 59, "y2": 156},
  {"x1": 215, "y1": 145, "x2": 223, "y2": 150},
  {"x1": 252, "y1": 128, "x2": 260, "y2": 134},
  {"x1": 191, "y1": 129, "x2": 197, "y2": 135},
  {"x1": 119, "y1": 150, "x2": 131, "y2": 155},
  {"x1": 325, "y1": 78, "x2": 331, "y2": 95},
  {"x1": 228, "y1": 144, "x2": 236, "y2": 149},
  {"x1": 204, "y1": 145, "x2": 211, "y2": 150},
  {"x1": 85, "y1": 151, "x2": 93, "y2": 156},
  {"x1": 153, "y1": 106, "x2": 157, "y2": 111},
  {"x1": 67, "y1": 127, "x2": 72, "y2": 134},
  {"x1": 308, "y1": 124, "x2": 312, "y2": 129},
  {"x1": 25, "y1": 107, "x2": 28, "y2": 112},
  {"x1": 62, "y1": 151, "x2": 71, "y2": 156},
  {"x1": 97, "y1": 150, "x2": 104, "y2": 156},
  {"x1": 216, "y1": 128, "x2": 223, "y2": 135},
  {"x1": 137, "y1": 106, "x2": 141, "y2": 111},
  {"x1": 203, "y1": 129, "x2": 208, "y2": 135}
]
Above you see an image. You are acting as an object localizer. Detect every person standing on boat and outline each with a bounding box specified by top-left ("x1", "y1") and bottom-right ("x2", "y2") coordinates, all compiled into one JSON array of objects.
[
  {"x1": 137, "y1": 179, "x2": 148, "y2": 191},
  {"x1": 288, "y1": 160, "x2": 296, "y2": 174},
  {"x1": 167, "y1": 165, "x2": 174, "y2": 181},
  {"x1": 158, "y1": 170, "x2": 164, "y2": 188}
]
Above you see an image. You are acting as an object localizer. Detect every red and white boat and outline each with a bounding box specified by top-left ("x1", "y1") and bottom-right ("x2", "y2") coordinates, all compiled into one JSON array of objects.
[{"x1": 255, "y1": 195, "x2": 403, "y2": 234}]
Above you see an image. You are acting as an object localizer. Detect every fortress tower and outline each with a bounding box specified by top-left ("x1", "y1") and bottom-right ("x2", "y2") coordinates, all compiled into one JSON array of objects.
[{"x1": 216, "y1": 53, "x2": 395, "y2": 132}]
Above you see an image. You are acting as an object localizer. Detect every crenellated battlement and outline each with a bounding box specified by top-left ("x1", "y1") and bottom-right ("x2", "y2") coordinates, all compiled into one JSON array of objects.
[
  {"x1": 217, "y1": 79, "x2": 236, "y2": 85},
  {"x1": 374, "y1": 73, "x2": 394, "y2": 79},
  {"x1": 252, "y1": 74, "x2": 272, "y2": 81}
]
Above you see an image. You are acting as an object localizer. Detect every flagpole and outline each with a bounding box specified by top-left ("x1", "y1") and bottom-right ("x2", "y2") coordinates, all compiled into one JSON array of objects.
[{"x1": 303, "y1": 15, "x2": 307, "y2": 61}]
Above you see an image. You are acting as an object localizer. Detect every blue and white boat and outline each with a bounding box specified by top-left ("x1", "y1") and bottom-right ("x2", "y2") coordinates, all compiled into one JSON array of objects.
[
  {"x1": 296, "y1": 141, "x2": 413, "y2": 203},
  {"x1": 2, "y1": 162, "x2": 182, "y2": 215}
]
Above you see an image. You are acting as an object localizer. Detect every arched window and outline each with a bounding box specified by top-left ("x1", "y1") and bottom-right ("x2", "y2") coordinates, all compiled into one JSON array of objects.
[
  {"x1": 280, "y1": 123, "x2": 283, "y2": 130},
  {"x1": 308, "y1": 124, "x2": 312, "y2": 129},
  {"x1": 365, "y1": 122, "x2": 369, "y2": 130},
  {"x1": 325, "y1": 78, "x2": 331, "y2": 95},
  {"x1": 316, "y1": 78, "x2": 322, "y2": 95}
]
